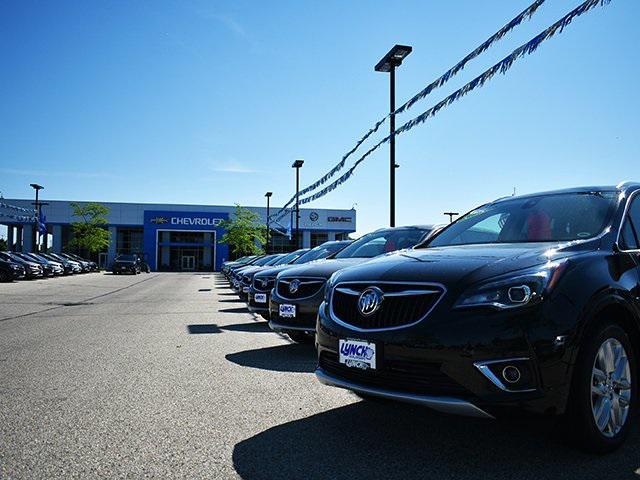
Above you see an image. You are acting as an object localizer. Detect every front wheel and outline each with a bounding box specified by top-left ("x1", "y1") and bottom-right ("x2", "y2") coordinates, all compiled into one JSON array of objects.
[
  {"x1": 0, "y1": 270, "x2": 10, "y2": 282},
  {"x1": 567, "y1": 323, "x2": 636, "y2": 453}
]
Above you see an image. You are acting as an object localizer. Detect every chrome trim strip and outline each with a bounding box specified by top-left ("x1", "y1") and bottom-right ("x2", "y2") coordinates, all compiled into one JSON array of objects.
[
  {"x1": 473, "y1": 358, "x2": 537, "y2": 393},
  {"x1": 269, "y1": 321, "x2": 315, "y2": 332},
  {"x1": 315, "y1": 368, "x2": 494, "y2": 419},
  {"x1": 329, "y1": 281, "x2": 447, "y2": 333},
  {"x1": 335, "y1": 286, "x2": 440, "y2": 297}
]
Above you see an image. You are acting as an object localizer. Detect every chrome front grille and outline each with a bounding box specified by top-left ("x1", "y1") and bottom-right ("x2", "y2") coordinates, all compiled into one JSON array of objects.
[
  {"x1": 253, "y1": 276, "x2": 275, "y2": 292},
  {"x1": 276, "y1": 278, "x2": 325, "y2": 300},
  {"x1": 330, "y1": 282, "x2": 445, "y2": 331}
]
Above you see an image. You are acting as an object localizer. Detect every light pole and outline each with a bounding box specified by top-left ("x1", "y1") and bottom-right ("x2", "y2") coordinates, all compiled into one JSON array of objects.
[
  {"x1": 444, "y1": 212, "x2": 459, "y2": 223},
  {"x1": 291, "y1": 160, "x2": 304, "y2": 249},
  {"x1": 265, "y1": 192, "x2": 272, "y2": 254},
  {"x1": 30, "y1": 183, "x2": 44, "y2": 253},
  {"x1": 375, "y1": 44, "x2": 412, "y2": 228}
]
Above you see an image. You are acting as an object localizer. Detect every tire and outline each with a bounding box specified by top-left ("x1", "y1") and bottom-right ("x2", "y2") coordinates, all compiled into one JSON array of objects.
[
  {"x1": 0, "y1": 270, "x2": 10, "y2": 282},
  {"x1": 567, "y1": 322, "x2": 637, "y2": 453},
  {"x1": 286, "y1": 330, "x2": 315, "y2": 344}
]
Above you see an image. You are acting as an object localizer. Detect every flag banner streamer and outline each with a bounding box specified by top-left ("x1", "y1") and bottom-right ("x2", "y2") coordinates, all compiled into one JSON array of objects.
[
  {"x1": 0, "y1": 201, "x2": 36, "y2": 214},
  {"x1": 0, "y1": 212, "x2": 36, "y2": 222},
  {"x1": 297, "y1": 0, "x2": 611, "y2": 206},
  {"x1": 271, "y1": 0, "x2": 547, "y2": 219}
]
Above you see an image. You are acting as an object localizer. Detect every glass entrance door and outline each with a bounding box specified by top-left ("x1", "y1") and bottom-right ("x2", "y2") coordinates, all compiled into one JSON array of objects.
[{"x1": 181, "y1": 255, "x2": 196, "y2": 271}]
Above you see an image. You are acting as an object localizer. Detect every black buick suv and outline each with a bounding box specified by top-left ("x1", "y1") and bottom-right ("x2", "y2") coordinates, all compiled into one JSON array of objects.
[
  {"x1": 270, "y1": 226, "x2": 432, "y2": 343},
  {"x1": 316, "y1": 183, "x2": 640, "y2": 453}
]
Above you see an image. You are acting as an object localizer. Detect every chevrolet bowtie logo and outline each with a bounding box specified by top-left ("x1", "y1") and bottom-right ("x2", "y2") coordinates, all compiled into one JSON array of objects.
[{"x1": 150, "y1": 217, "x2": 169, "y2": 224}]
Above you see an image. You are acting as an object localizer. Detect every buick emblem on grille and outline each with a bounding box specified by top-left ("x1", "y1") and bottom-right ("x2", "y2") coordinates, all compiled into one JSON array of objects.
[
  {"x1": 259, "y1": 278, "x2": 268, "y2": 288},
  {"x1": 357, "y1": 287, "x2": 384, "y2": 316},
  {"x1": 288, "y1": 279, "x2": 301, "y2": 294}
]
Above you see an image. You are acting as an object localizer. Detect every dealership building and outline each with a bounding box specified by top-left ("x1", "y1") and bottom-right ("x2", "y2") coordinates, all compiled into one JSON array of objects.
[{"x1": 1, "y1": 199, "x2": 356, "y2": 271}]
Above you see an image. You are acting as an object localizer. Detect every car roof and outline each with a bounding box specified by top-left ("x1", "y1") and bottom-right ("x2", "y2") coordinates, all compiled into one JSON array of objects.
[{"x1": 492, "y1": 182, "x2": 640, "y2": 205}]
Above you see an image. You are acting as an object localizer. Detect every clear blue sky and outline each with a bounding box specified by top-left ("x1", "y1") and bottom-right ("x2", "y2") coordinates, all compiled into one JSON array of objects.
[{"x1": 1, "y1": 0, "x2": 638, "y2": 237}]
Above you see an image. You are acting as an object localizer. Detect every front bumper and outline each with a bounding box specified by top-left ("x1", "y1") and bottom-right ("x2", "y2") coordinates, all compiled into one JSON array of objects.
[
  {"x1": 316, "y1": 297, "x2": 577, "y2": 417},
  {"x1": 269, "y1": 287, "x2": 324, "y2": 332}
]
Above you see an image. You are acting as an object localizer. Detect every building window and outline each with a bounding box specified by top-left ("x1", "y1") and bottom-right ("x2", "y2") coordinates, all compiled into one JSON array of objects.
[
  {"x1": 310, "y1": 232, "x2": 328, "y2": 247},
  {"x1": 269, "y1": 231, "x2": 302, "y2": 253},
  {"x1": 335, "y1": 232, "x2": 351, "y2": 241},
  {"x1": 116, "y1": 228, "x2": 143, "y2": 255}
]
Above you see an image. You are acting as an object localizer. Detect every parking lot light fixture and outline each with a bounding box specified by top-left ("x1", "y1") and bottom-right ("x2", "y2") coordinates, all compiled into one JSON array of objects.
[
  {"x1": 265, "y1": 192, "x2": 273, "y2": 254},
  {"x1": 29, "y1": 183, "x2": 44, "y2": 253},
  {"x1": 375, "y1": 44, "x2": 412, "y2": 228},
  {"x1": 291, "y1": 160, "x2": 304, "y2": 250},
  {"x1": 444, "y1": 212, "x2": 459, "y2": 223}
]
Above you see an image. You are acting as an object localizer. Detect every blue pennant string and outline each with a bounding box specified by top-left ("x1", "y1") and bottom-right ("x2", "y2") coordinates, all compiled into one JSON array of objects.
[
  {"x1": 271, "y1": 0, "x2": 548, "y2": 219},
  {"x1": 297, "y1": 0, "x2": 611, "y2": 206}
]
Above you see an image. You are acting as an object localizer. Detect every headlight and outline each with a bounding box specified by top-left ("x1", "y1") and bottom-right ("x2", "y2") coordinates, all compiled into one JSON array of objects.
[{"x1": 454, "y1": 261, "x2": 567, "y2": 310}]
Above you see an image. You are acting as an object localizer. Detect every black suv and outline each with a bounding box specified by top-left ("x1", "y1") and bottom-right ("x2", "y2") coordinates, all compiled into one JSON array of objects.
[
  {"x1": 112, "y1": 254, "x2": 142, "y2": 274},
  {"x1": 270, "y1": 226, "x2": 432, "y2": 343},
  {"x1": 0, "y1": 257, "x2": 26, "y2": 282},
  {"x1": 316, "y1": 183, "x2": 640, "y2": 453},
  {"x1": 249, "y1": 240, "x2": 352, "y2": 319}
]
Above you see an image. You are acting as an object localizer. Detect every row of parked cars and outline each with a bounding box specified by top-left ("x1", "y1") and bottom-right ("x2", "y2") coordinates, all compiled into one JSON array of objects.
[
  {"x1": 0, "y1": 251, "x2": 98, "y2": 282},
  {"x1": 222, "y1": 183, "x2": 640, "y2": 453}
]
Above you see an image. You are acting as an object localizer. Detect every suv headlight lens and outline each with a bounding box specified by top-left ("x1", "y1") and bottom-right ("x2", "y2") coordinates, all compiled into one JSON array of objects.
[{"x1": 455, "y1": 261, "x2": 567, "y2": 310}]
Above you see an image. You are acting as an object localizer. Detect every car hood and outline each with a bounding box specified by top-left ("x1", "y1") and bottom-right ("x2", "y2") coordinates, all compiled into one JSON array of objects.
[
  {"x1": 277, "y1": 258, "x2": 372, "y2": 280},
  {"x1": 255, "y1": 263, "x2": 301, "y2": 279},
  {"x1": 333, "y1": 241, "x2": 596, "y2": 287}
]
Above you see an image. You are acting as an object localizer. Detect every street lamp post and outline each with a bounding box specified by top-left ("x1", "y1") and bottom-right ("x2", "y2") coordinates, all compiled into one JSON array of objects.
[
  {"x1": 265, "y1": 192, "x2": 272, "y2": 254},
  {"x1": 291, "y1": 160, "x2": 304, "y2": 249},
  {"x1": 375, "y1": 44, "x2": 412, "y2": 228},
  {"x1": 30, "y1": 183, "x2": 44, "y2": 253}
]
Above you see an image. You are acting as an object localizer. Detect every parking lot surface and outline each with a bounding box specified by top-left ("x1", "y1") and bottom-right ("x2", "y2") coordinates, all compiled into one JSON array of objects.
[{"x1": 1, "y1": 273, "x2": 638, "y2": 479}]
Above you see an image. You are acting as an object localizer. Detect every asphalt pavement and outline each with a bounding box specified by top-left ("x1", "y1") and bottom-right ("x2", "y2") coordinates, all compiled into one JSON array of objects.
[{"x1": 0, "y1": 272, "x2": 638, "y2": 479}]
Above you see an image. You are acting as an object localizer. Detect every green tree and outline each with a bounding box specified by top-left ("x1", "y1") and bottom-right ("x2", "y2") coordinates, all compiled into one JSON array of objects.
[
  {"x1": 219, "y1": 205, "x2": 266, "y2": 258},
  {"x1": 68, "y1": 202, "x2": 111, "y2": 256},
  {"x1": 0, "y1": 238, "x2": 7, "y2": 251}
]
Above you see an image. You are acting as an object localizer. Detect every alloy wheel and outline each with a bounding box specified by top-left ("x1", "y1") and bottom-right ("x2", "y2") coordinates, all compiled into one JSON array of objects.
[{"x1": 590, "y1": 337, "x2": 632, "y2": 437}]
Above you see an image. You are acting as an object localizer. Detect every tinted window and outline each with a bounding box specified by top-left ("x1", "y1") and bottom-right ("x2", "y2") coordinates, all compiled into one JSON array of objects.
[
  {"x1": 272, "y1": 251, "x2": 303, "y2": 266},
  {"x1": 293, "y1": 242, "x2": 348, "y2": 264},
  {"x1": 116, "y1": 254, "x2": 137, "y2": 261},
  {"x1": 334, "y1": 229, "x2": 428, "y2": 259},
  {"x1": 428, "y1": 192, "x2": 617, "y2": 247},
  {"x1": 620, "y1": 194, "x2": 640, "y2": 250}
]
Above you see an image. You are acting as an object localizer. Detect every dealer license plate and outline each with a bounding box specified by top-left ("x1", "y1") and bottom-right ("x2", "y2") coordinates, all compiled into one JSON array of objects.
[
  {"x1": 254, "y1": 293, "x2": 267, "y2": 303},
  {"x1": 339, "y1": 339, "x2": 376, "y2": 370},
  {"x1": 279, "y1": 304, "x2": 296, "y2": 318}
]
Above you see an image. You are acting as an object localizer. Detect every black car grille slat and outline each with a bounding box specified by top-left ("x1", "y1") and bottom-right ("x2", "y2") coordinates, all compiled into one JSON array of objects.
[
  {"x1": 277, "y1": 279, "x2": 325, "y2": 300},
  {"x1": 319, "y1": 352, "x2": 469, "y2": 397},
  {"x1": 331, "y1": 283, "x2": 444, "y2": 330}
]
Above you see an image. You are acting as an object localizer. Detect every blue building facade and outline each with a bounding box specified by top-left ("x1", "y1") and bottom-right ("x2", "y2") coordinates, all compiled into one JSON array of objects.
[{"x1": 1, "y1": 199, "x2": 356, "y2": 272}]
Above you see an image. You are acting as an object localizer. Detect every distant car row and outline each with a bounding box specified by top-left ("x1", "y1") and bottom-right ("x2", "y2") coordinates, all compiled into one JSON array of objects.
[
  {"x1": 222, "y1": 183, "x2": 640, "y2": 453},
  {"x1": 0, "y1": 251, "x2": 98, "y2": 282}
]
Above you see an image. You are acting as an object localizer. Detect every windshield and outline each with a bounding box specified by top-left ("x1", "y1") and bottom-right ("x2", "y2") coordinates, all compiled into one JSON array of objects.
[
  {"x1": 427, "y1": 191, "x2": 618, "y2": 247},
  {"x1": 253, "y1": 255, "x2": 279, "y2": 266},
  {"x1": 294, "y1": 242, "x2": 351, "y2": 264},
  {"x1": 272, "y1": 251, "x2": 304, "y2": 266},
  {"x1": 116, "y1": 254, "x2": 137, "y2": 262},
  {"x1": 334, "y1": 229, "x2": 428, "y2": 259}
]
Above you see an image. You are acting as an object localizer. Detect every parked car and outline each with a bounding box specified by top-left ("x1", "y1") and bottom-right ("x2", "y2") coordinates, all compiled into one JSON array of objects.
[
  {"x1": 270, "y1": 226, "x2": 433, "y2": 343},
  {"x1": 0, "y1": 257, "x2": 26, "y2": 282},
  {"x1": 222, "y1": 255, "x2": 257, "y2": 277},
  {"x1": 40, "y1": 253, "x2": 76, "y2": 275},
  {"x1": 47, "y1": 253, "x2": 83, "y2": 273},
  {"x1": 230, "y1": 254, "x2": 283, "y2": 293},
  {"x1": 15, "y1": 252, "x2": 56, "y2": 277},
  {"x1": 316, "y1": 183, "x2": 640, "y2": 453},
  {"x1": 62, "y1": 253, "x2": 97, "y2": 272},
  {"x1": 0, "y1": 252, "x2": 44, "y2": 279},
  {"x1": 249, "y1": 241, "x2": 352, "y2": 319},
  {"x1": 236, "y1": 250, "x2": 307, "y2": 301},
  {"x1": 23, "y1": 253, "x2": 65, "y2": 276},
  {"x1": 225, "y1": 255, "x2": 264, "y2": 282},
  {"x1": 112, "y1": 254, "x2": 142, "y2": 274}
]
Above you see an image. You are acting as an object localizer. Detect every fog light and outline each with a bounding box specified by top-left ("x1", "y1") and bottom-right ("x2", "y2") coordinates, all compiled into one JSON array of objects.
[
  {"x1": 507, "y1": 285, "x2": 531, "y2": 304},
  {"x1": 502, "y1": 365, "x2": 521, "y2": 384}
]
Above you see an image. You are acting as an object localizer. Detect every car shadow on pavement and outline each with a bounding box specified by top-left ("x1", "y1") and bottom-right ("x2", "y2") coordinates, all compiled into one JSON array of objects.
[
  {"x1": 187, "y1": 324, "x2": 223, "y2": 334},
  {"x1": 225, "y1": 344, "x2": 316, "y2": 373},
  {"x1": 233, "y1": 401, "x2": 639, "y2": 480},
  {"x1": 219, "y1": 307, "x2": 251, "y2": 314},
  {"x1": 221, "y1": 322, "x2": 272, "y2": 333},
  {"x1": 219, "y1": 298, "x2": 245, "y2": 303}
]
